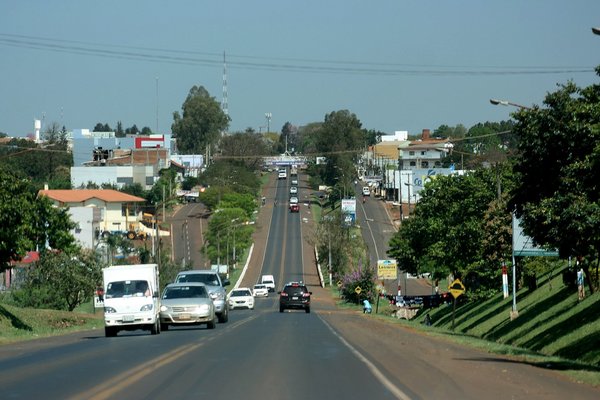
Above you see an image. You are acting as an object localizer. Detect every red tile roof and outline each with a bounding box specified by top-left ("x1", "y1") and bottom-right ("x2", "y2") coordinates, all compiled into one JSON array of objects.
[{"x1": 38, "y1": 189, "x2": 145, "y2": 203}]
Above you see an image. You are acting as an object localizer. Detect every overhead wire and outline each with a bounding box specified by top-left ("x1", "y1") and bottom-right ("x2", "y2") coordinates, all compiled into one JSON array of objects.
[{"x1": 0, "y1": 33, "x2": 594, "y2": 77}]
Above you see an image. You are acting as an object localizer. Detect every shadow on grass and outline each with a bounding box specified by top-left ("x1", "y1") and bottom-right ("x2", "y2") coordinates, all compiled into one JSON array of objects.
[
  {"x1": 484, "y1": 286, "x2": 573, "y2": 342},
  {"x1": 0, "y1": 304, "x2": 33, "y2": 331},
  {"x1": 453, "y1": 355, "x2": 600, "y2": 373}
]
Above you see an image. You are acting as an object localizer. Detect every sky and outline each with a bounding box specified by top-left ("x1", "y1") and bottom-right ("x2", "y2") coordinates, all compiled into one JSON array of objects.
[{"x1": 1, "y1": 1, "x2": 600, "y2": 139}]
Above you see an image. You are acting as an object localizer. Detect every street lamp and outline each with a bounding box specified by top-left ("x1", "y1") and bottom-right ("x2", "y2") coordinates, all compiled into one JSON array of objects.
[{"x1": 489, "y1": 98, "x2": 531, "y2": 110}]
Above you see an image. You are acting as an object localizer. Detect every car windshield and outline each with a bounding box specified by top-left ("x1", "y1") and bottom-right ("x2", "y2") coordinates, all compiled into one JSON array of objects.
[
  {"x1": 231, "y1": 289, "x2": 252, "y2": 297},
  {"x1": 284, "y1": 285, "x2": 307, "y2": 296},
  {"x1": 254, "y1": 285, "x2": 266, "y2": 289},
  {"x1": 163, "y1": 285, "x2": 208, "y2": 299},
  {"x1": 177, "y1": 273, "x2": 219, "y2": 286}
]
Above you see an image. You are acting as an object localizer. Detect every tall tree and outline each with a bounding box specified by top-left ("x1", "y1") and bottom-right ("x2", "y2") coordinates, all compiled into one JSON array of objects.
[
  {"x1": 171, "y1": 85, "x2": 230, "y2": 154},
  {"x1": 510, "y1": 69, "x2": 600, "y2": 293},
  {"x1": 219, "y1": 132, "x2": 268, "y2": 171}
]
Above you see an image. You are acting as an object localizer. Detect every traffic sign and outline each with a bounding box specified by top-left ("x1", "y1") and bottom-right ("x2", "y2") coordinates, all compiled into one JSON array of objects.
[
  {"x1": 448, "y1": 279, "x2": 466, "y2": 298},
  {"x1": 354, "y1": 286, "x2": 362, "y2": 295}
]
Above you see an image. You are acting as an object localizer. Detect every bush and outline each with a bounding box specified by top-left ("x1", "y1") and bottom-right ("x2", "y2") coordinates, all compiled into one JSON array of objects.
[{"x1": 339, "y1": 265, "x2": 377, "y2": 304}]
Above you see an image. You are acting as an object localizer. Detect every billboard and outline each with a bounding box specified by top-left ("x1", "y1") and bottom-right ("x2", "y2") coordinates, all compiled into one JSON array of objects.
[
  {"x1": 341, "y1": 198, "x2": 356, "y2": 226},
  {"x1": 512, "y1": 214, "x2": 558, "y2": 257}
]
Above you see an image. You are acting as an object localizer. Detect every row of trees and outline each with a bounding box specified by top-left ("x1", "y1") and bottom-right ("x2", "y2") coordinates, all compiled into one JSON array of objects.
[{"x1": 388, "y1": 69, "x2": 600, "y2": 297}]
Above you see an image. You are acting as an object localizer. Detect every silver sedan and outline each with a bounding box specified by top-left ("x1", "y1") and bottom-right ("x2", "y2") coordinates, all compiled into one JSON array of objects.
[{"x1": 159, "y1": 283, "x2": 216, "y2": 330}]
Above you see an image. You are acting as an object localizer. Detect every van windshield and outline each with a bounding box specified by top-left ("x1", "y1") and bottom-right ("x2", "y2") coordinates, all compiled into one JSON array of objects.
[{"x1": 106, "y1": 280, "x2": 150, "y2": 298}]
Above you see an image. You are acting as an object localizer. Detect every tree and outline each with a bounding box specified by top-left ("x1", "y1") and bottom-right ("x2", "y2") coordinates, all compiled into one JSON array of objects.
[
  {"x1": 115, "y1": 121, "x2": 125, "y2": 137},
  {"x1": 0, "y1": 168, "x2": 78, "y2": 273},
  {"x1": 171, "y1": 85, "x2": 230, "y2": 154},
  {"x1": 219, "y1": 132, "x2": 268, "y2": 171},
  {"x1": 141, "y1": 126, "x2": 152, "y2": 135},
  {"x1": 93, "y1": 123, "x2": 111, "y2": 132},
  {"x1": 387, "y1": 170, "x2": 499, "y2": 298},
  {"x1": 510, "y1": 69, "x2": 600, "y2": 293},
  {"x1": 125, "y1": 124, "x2": 139, "y2": 135},
  {"x1": 12, "y1": 249, "x2": 102, "y2": 311}
]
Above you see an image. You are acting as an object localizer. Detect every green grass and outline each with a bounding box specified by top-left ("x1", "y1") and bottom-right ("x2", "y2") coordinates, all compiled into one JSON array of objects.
[{"x1": 0, "y1": 302, "x2": 103, "y2": 345}]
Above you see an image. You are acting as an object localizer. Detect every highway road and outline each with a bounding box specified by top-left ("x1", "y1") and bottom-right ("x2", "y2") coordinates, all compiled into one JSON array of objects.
[{"x1": 0, "y1": 172, "x2": 598, "y2": 399}]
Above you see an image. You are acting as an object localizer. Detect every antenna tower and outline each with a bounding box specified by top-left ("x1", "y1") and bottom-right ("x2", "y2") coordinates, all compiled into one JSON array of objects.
[{"x1": 222, "y1": 51, "x2": 228, "y2": 117}]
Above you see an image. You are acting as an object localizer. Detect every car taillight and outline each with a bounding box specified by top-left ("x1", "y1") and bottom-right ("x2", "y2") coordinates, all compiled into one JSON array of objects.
[
  {"x1": 280, "y1": 292, "x2": 289, "y2": 297},
  {"x1": 302, "y1": 293, "x2": 310, "y2": 298}
]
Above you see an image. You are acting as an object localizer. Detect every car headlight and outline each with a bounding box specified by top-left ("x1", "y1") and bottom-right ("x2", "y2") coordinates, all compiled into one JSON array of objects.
[
  {"x1": 210, "y1": 291, "x2": 225, "y2": 301},
  {"x1": 160, "y1": 305, "x2": 170, "y2": 312},
  {"x1": 104, "y1": 306, "x2": 117, "y2": 313},
  {"x1": 140, "y1": 303, "x2": 153, "y2": 312},
  {"x1": 197, "y1": 304, "x2": 210, "y2": 312}
]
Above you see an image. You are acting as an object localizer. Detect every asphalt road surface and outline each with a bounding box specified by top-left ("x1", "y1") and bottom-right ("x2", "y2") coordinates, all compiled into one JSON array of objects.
[{"x1": 0, "y1": 172, "x2": 598, "y2": 399}]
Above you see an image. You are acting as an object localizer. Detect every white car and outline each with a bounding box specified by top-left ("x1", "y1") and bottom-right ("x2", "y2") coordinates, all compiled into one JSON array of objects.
[
  {"x1": 253, "y1": 284, "x2": 269, "y2": 297},
  {"x1": 362, "y1": 186, "x2": 371, "y2": 196},
  {"x1": 261, "y1": 274, "x2": 276, "y2": 292},
  {"x1": 228, "y1": 288, "x2": 255, "y2": 310},
  {"x1": 289, "y1": 196, "x2": 299, "y2": 205},
  {"x1": 291, "y1": 178, "x2": 298, "y2": 186},
  {"x1": 290, "y1": 186, "x2": 298, "y2": 195}
]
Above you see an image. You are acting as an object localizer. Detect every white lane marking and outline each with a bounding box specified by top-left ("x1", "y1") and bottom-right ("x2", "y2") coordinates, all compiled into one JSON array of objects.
[{"x1": 318, "y1": 316, "x2": 413, "y2": 400}]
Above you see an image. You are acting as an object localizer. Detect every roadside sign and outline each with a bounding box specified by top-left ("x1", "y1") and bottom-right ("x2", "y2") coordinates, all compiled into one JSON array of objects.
[
  {"x1": 448, "y1": 279, "x2": 466, "y2": 298},
  {"x1": 377, "y1": 259, "x2": 398, "y2": 280},
  {"x1": 354, "y1": 286, "x2": 362, "y2": 295}
]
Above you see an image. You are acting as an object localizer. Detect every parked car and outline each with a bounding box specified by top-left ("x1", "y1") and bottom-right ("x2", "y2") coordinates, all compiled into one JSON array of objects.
[
  {"x1": 159, "y1": 282, "x2": 216, "y2": 330},
  {"x1": 175, "y1": 270, "x2": 230, "y2": 323},
  {"x1": 253, "y1": 284, "x2": 269, "y2": 297},
  {"x1": 279, "y1": 282, "x2": 311, "y2": 313},
  {"x1": 228, "y1": 288, "x2": 255, "y2": 310}
]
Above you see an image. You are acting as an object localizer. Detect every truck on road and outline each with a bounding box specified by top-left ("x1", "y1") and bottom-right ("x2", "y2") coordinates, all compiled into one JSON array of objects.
[{"x1": 102, "y1": 264, "x2": 161, "y2": 337}]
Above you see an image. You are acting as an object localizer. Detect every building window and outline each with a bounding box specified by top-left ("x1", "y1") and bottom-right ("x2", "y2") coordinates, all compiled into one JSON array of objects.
[
  {"x1": 421, "y1": 161, "x2": 429, "y2": 168},
  {"x1": 409, "y1": 151, "x2": 415, "y2": 156},
  {"x1": 410, "y1": 161, "x2": 416, "y2": 167},
  {"x1": 421, "y1": 151, "x2": 426, "y2": 156}
]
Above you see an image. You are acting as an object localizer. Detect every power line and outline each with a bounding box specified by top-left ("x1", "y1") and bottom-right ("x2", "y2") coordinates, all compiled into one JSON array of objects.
[{"x1": 0, "y1": 33, "x2": 593, "y2": 77}]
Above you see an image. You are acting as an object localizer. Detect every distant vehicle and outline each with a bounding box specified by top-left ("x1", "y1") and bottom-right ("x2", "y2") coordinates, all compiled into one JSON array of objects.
[
  {"x1": 102, "y1": 264, "x2": 161, "y2": 337},
  {"x1": 279, "y1": 282, "x2": 312, "y2": 313},
  {"x1": 227, "y1": 288, "x2": 255, "y2": 310},
  {"x1": 290, "y1": 186, "x2": 298, "y2": 195},
  {"x1": 289, "y1": 203, "x2": 299, "y2": 213},
  {"x1": 290, "y1": 165, "x2": 298, "y2": 176},
  {"x1": 252, "y1": 284, "x2": 269, "y2": 297},
  {"x1": 291, "y1": 178, "x2": 298, "y2": 186},
  {"x1": 362, "y1": 186, "x2": 371, "y2": 196},
  {"x1": 159, "y1": 282, "x2": 216, "y2": 330},
  {"x1": 175, "y1": 270, "x2": 230, "y2": 323},
  {"x1": 261, "y1": 274, "x2": 276, "y2": 292},
  {"x1": 278, "y1": 169, "x2": 287, "y2": 179},
  {"x1": 289, "y1": 196, "x2": 299, "y2": 205}
]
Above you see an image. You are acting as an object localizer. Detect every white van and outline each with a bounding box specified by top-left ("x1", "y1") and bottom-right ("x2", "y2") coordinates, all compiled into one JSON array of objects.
[
  {"x1": 261, "y1": 274, "x2": 276, "y2": 292},
  {"x1": 278, "y1": 169, "x2": 287, "y2": 179}
]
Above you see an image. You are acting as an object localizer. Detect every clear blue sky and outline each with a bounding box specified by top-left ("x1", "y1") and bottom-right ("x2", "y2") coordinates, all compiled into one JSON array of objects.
[{"x1": 1, "y1": 1, "x2": 599, "y2": 138}]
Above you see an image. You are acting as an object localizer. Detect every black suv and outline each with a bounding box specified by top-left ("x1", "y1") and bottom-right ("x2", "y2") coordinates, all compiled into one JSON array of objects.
[{"x1": 279, "y1": 282, "x2": 312, "y2": 313}]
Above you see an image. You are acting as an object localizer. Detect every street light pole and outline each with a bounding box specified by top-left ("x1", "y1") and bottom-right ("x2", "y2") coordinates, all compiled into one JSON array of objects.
[{"x1": 404, "y1": 182, "x2": 411, "y2": 217}]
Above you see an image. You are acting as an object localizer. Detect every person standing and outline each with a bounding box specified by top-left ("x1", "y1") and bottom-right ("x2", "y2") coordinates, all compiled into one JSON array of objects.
[{"x1": 577, "y1": 267, "x2": 585, "y2": 300}]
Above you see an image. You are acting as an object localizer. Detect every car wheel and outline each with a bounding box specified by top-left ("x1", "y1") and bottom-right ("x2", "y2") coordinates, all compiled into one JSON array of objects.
[
  {"x1": 104, "y1": 326, "x2": 117, "y2": 337},
  {"x1": 161, "y1": 323, "x2": 169, "y2": 331},
  {"x1": 150, "y1": 320, "x2": 160, "y2": 335},
  {"x1": 279, "y1": 306, "x2": 284, "y2": 313},
  {"x1": 218, "y1": 308, "x2": 229, "y2": 323},
  {"x1": 305, "y1": 306, "x2": 311, "y2": 314},
  {"x1": 207, "y1": 319, "x2": 216, "y2": 329}
]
